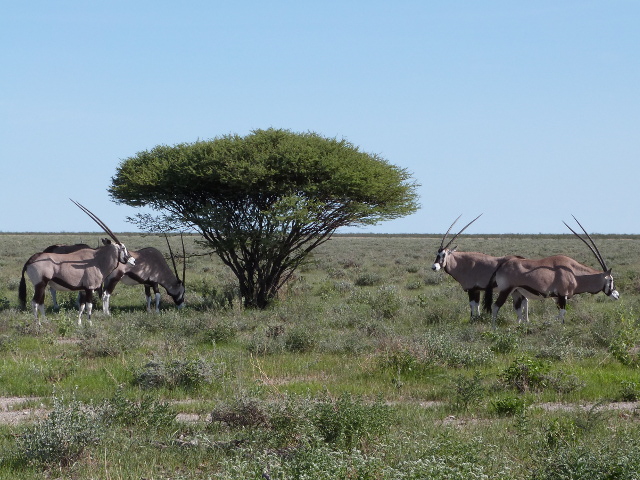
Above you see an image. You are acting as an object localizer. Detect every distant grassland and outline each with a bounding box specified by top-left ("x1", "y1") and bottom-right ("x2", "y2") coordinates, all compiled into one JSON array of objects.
[{"x1": 0, "y1": 233, "x2": 639, "y2": 479}]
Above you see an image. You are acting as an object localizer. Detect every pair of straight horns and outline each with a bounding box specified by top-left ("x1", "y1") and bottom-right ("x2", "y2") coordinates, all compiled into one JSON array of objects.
[{"x1": 440, "y1": 214, "x2": 610, "y2": 272}]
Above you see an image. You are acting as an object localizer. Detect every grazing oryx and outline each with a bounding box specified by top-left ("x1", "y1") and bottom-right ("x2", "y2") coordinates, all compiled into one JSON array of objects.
[
  {"x1": 491, "y1": 216, "x2": 619, "y2": 329},
  {"x1": 18, "y1": 201, "x2": 135, "y2": 325},
  {"x1": 432, "y1": 214, "x2": 528, "y2": 319},
  {"x1": 101, "y1": 242, "x2": 186, "y2": 314}
]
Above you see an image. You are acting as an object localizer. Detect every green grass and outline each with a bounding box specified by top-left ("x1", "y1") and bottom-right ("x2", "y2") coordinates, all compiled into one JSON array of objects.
[{"x1": 0, "y1": 233, "x2": 639, "y2": 478}]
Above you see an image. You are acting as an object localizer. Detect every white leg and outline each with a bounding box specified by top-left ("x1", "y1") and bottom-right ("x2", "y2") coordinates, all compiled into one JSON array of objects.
[
  {"x1": 78, "y1": 302, "x2": 85, "y2": 326},
  {"x1": 146, "y1": 294, "x2": 152, "y2": 313},
  {"x1": 86, "y1": 302, "x2": 93, "y2": 326},
  {"x1": 102, "y1": 292, "x2": 111, "y2": 315},
  {"x1": 155, "y1": 293, "x2": 161, "y2": 313},
  {"x1": 523, "y1": 298, "x2": 529, "y2": 323},
  {"x1": 31, "y1": 300, "x2": 44, "y2": 325}
]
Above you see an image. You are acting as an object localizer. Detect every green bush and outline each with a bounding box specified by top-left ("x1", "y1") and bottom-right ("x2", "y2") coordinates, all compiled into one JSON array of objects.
[
  {"x1": 354, "y1": 272, "x2": 383, "y2": 287},
  {"x1": 17, "y1": 393, "x2": 102, "y2": 467},
  {"x1": 489, "y1": 394, "x2": 528, "y2": 416},
  {"x1": 133, "y1": 357, "x2": 219, "y2": 390},
  {"x1": 609, "y1": 316, "x2": 640, "y2": 367},
  {"x1": 312, "y1": 392, "x2": 391, "y2": 450},
  {"x1": 450, "y1": 371, "x2": 484, "y2": 411},
  {"x1": 500, "y1": 356, "x2": 551, "y2": 392},
  {"x1": 617, "y1": 380, "x2": 640, "y2": 401},
  {"x1": 284, "y1": 327, "x2": 316, "y2": 353},
  {"x1": 100, "y1": 388, "x2": 175, "y2": 430}
]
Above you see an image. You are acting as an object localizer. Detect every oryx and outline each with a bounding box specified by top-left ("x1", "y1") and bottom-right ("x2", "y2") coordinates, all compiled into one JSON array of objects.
[
  {"x1": 42, "y1": 243, "x2": 93, "y2": 310},
  {"x1": 18, "y1": 201, "x2": 135, "y2": 325},
  {"x1": 432, "y1": 214, "x2": 528, "y2": 319},
  {"x1": 101, "y1": 240, "x2": 186, "y2": 314},
  {"x1": 491, "y1": 216, "x2": 619, "y2": 328}
]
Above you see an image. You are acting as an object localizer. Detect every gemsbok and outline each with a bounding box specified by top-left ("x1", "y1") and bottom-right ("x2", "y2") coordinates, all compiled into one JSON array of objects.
[
  {"x1": 432, "y1": 214, "x2": 528, "y2": 319},
  {"x1": 491, "y1": 216, "x2": 619, "y2": 329},
  {"x1": 43, "y1": 243, "x2": 93, "y2": 310},
  {"x1": 101, "y1": 241, "x2": 186, "y2": 314},
  {"x1": 18, "y1": 201, "x2": 135, "y2": 325}
]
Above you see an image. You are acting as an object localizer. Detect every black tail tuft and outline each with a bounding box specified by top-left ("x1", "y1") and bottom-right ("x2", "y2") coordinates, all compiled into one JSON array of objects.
[
  {"x1": 483, "y1": 285, "x2": 493, "y2": 313},
  {"x1": 18, "y1": 274, "x2": 27, "y2": 310}
]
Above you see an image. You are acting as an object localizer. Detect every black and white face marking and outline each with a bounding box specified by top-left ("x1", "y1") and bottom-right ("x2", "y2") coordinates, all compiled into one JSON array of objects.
[
  {"x1": 604, "y1": 274, "x2": 619, "y2": 299},
  {"x1": 117, "y1": 244, "x2": 136, "y2": 266},
  {"x1": 432, "y1": 248, "x2": 448, "y2": 271}
]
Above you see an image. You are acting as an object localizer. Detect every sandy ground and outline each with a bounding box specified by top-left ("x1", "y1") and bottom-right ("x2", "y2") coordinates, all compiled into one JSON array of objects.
[
  {"x1": 0, "y1": 397, "x2": 637, "y2": 426},
  {"x1": 0, "y1": 397, "x2": 48, "y2": 426}
]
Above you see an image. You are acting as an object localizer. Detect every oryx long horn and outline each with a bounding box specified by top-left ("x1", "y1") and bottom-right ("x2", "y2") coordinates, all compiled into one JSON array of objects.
[
  {"x1": 443, "y1": 214, "x2": 483, "y2": 250},
  {"x1": 164, "y1": 233, "x2": 180, "y2": 279},
  {"x1": 180, "y1": 232, "x2": 186, "y2": 284},
  {"x1": 440, "y1": 214, "x2": 462, "y2": 249},
  {"x1": 70, "y1": 199, "x2": 121, "y2": 244},
  {"x1": 563, "y1": 216, "x2": 609, "y2": 271}
]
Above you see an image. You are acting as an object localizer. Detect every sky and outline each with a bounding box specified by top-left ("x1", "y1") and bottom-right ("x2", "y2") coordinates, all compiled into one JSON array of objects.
[{"x1": 1, "y1": 1, "x2": 638, "y2": 235}]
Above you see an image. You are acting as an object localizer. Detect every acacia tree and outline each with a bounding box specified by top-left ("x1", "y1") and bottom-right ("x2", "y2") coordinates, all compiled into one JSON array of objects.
[{"x1": 109, "y1": 128, "x2": 419, "y2": 308}]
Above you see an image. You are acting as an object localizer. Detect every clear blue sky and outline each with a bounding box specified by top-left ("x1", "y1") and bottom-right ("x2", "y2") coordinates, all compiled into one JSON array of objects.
[{"x1": 2, "y1": 1, "x2": 638, "y2": 234}]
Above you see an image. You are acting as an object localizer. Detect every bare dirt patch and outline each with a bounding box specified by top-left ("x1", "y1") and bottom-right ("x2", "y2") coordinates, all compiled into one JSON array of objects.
[{"x1": 0, "y1": 397, "x2": 48, "y2": 426}]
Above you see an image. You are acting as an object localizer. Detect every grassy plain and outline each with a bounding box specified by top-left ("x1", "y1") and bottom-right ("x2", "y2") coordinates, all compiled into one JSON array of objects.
[{"x1": 0, "y1": 232, "x2": 639, "y2": 479}]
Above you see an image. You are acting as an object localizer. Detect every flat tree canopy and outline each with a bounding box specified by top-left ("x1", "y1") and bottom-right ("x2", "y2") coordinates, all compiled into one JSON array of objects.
[{"x1": 109, "y1": 128, "x2": 419, "y2": 308}]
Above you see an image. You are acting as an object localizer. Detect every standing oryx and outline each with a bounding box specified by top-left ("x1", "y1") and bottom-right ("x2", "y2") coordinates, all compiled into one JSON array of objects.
[
  {"x1": 42, "y1": 243, "x2": 93, "y2": 310},
  {"x1": 101, "y1": 243, "x2": 186, "y2": 315},
  {"x1": 18, "y1": 201, "x2": 135, "y2": 325},
  {"x1": 491, "y1": 216, "x2": 619, "y2": 328},
  {"x1": 432, "y1": 214, "x2": 528, "y2": 319}
]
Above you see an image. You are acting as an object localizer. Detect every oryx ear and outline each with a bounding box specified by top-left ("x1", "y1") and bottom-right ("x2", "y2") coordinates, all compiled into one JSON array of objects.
[
  {"x1": 606, "y1": 268, "x2": 612, "y2": 275},
  {"x1": 102, "y1": 238, "x2": 111, "y2": 245},
  {"x1": 451, "y1": 245, "x2": 458, "y2": 252}
]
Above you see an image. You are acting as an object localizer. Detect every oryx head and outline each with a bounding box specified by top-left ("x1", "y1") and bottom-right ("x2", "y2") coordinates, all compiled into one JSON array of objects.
[
  {"x1": 564, "y1": 215, "x2": 619, "y2": 300},
  {"x1": 432, "y1": 214, "x2": 482, "y2": 271},
  {"x1": 72, "y1": 200, "x2": 136, "y2": 266}
]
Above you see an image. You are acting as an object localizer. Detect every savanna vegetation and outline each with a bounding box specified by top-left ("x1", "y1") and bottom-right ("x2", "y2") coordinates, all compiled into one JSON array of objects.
[
  {"x1": 0, "y1": 232, "x2": 639, "y2": 479},
  {"x1": 109, "y1": 128, "x2": 419, "y2": 308}
]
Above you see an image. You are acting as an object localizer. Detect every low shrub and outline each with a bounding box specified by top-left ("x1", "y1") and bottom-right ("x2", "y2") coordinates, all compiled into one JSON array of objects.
[
  {"x1": 450, "y1": 370, "x2": 484, "y2": 411},
  {"x1": 17, "y1": 392, "x2": 102, "y2": 467},
  {"x1": 100, "y1": 388, "x2": 175, "y2": 430},
  {"x1": 489, "y1": 394, "x2": 528, "y2": 416},
  {"x1": 133, "y1": 357, "x2": 219, "y2": 390}
]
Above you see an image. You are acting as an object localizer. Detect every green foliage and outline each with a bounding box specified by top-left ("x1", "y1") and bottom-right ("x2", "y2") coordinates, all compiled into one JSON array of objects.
[
  {"x1": 100, "y1": 388, "x2": 175, "y2": 430},
  {"x1": 485, "y1": 330, "x2": 519, "y2": 354},
  {"x1": 450, "y1": 370, "x2": 485, "y2": 411},
  {"x1": 17, "y1": 392, "x2": 102, "y2": 467},
  {"x1": 109, "y1": 128, "x2": 419, "y2": 308},
  {"x1": 78, "y1": 322, "x2": 142, "y2": 357},
  {"x1": 500, "y1": 356, "x2": 552, "y2": 392},
  {"x1": 2, "y1": 233, "x2": 640, "y2": 478},
  {"x1": 609, "y1": 315, "x2": 640, "y2": 367},
  {"x1": 533, "y1": 436, "x2": 640, "y2": 480},
  {"x1": 210, "y1": 392, "x2": 391, "y2": 452},
  {"x1": 133, "y1": 357, "x2": 219, "y2": 390},
  {"x1": 312, "y1": 392, "x2": 391, "y2": 449},
  {"x1": 617, "y1": 380, "x2": 640, "y2": 401},
  {"x1": 284, "y1": 326, "x2": 316, "y2": 353},
  {"x1": 489, "y1": 394, "x2": 529, "y2": 416}
]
